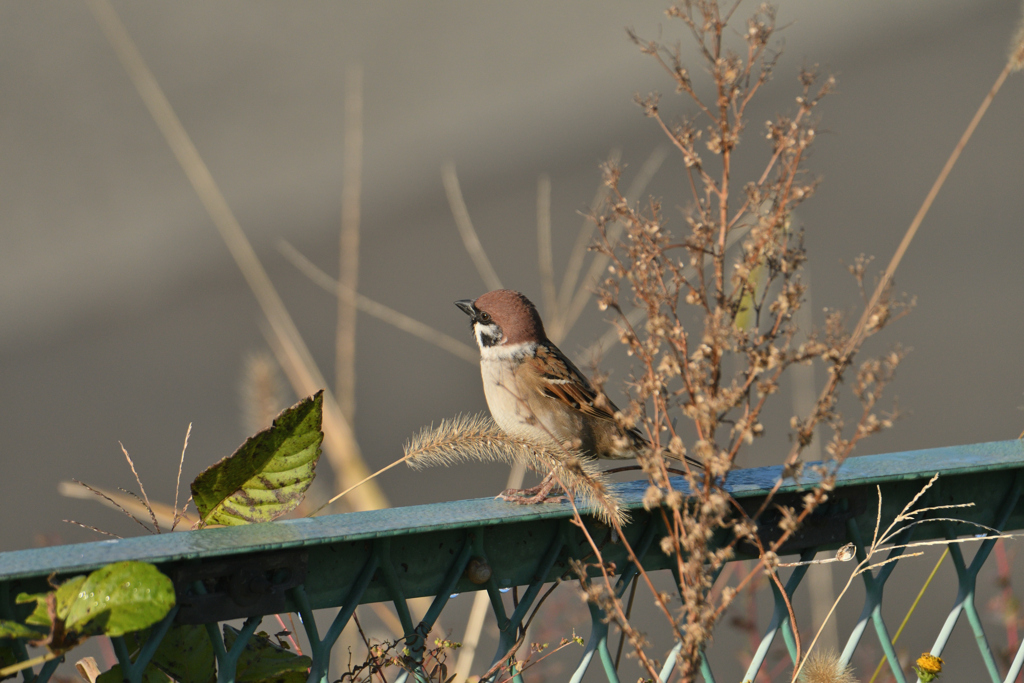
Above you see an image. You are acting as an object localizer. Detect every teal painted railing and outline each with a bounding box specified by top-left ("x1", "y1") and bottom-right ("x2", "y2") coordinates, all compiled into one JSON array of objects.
[{"x1": 1, "y1": 439, "x2": 1023, "y2": 682}]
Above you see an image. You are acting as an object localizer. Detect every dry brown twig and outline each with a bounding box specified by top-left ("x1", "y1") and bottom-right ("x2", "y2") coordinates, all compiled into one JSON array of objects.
[
  {"x1": 791, "y1": 474, "x2": 1021, "y2": 682},
  {"x1": 552, "y1": 0, "x2": 987, "y2": 678},
  {"x1": 60, "y1": 423, "x2": 196, "y2": 535}
]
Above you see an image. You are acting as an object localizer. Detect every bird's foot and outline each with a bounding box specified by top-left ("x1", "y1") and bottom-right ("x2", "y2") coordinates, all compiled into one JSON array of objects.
[{"x1": 496, "y1": 477, "x2": 568, "y2": 505}]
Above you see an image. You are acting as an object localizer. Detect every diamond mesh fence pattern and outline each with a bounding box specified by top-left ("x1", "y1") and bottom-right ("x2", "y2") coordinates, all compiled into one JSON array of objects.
[{"x1": 1, "y1": 440, "x2": 1022, "y2": 683}]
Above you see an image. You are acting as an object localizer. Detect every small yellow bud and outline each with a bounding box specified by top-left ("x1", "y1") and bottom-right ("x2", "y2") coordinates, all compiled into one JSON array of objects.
[{"x1": 913, "y1": 653, "x2": 944, "y2": 682}]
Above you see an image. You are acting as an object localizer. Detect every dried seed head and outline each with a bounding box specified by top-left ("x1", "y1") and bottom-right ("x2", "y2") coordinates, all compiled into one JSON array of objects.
[
  {"x1": 1010, "y1": 1, "x2": 1024, "y2": 71},
  {"x1": 799, "y1": 649, "x2": 858, "y2": 683},
  {"x1": 643, "y1": 485, "x2": 664, "y2": 511}
]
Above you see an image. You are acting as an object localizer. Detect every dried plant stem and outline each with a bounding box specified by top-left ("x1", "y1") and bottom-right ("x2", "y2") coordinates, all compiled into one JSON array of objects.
[
  {"x1": 60, "y1": 480, "x2": 152, "y2": 534},
  {"x1": 581, "y1": 221, "x2": 750, "y2": 361},
  {"x1": 845, "y1": 59, "x2": 1014, "y2": 365},
  {"x1": 172, "y1": 423, "x2": 191, "y2": 531},
  {"x1": 442, "y1": 162, "x2": 504, "y2": 291},
  {"x1": 62, "y1": 520, "x2": 122, "y2": 539},
  {"x1": 119, "y1": 442, "x2": 159, "y2": 533},
  {"x1": 560, "y1": 146, "x2": 668, "y2": 334},
  {"x1": 536, "y1": 174, "x2": 558, "y2": 325},
  {"x1": 866, "y1": 548, "x2": 949, "y2": 683},
  {"x1": 337, "y1": 64, "x2": 363, "y2": 424},
  {"x1": 792, "y1": 477, "x2": 1012, "y2": 682},
  {"x1": 84, "y1": 0, "x2": 384, "y2": 513},
  {"x1": 0, "y1": 653, "x2": 60, "y2": 678},
  {"x1": 558, "y1": 148, "x2": 621, "y2": 326},
  {"x1": 565, "y1": 497, "x2": 666, "y2": 681},
  {"x1": 60, "y1": 479, "x2": 195, "y2": 530},
  {"x1": 272, "y1": 614, "x2": 302, "y2": 655},
  {"x1": 278, "y1": 241, "x2": 477, "y2": 363},
  {"x1": 760, "y1": 56, "x2": 1020, "y2": 518},
  {"x1": 307, "y1": 453, "x2": 412, "y2": 517},
  {"x1": 479, "y1": 580, "x2": 562, "y2": 681}
]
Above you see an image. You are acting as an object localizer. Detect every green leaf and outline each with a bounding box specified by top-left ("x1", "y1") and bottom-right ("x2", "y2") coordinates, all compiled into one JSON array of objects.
[
  {"x1": 15, "y1": 582, "x2": 90, "y2": 654},
  {"x1": 0, "y1": 620, "x2": 47, "y2": 640},
  {"x1": 14, "y1": 591, "x2": 56, "y2": 630},
  {"x1": 191, "y1": 391, "x2": 323, "y2": 526},
  {"x1": 54, "y1": 576, "x2": 89, "y2": 621},
  {"x1": 223, "y1": 626, "x2": 312, "y2": 683},
  {"x1": 63, "y1": 562, "x2": 175, "y2": 638},
  {"x1": 0, "y1": 645, "x2": 17, "y2": 681},
  {"x1": 97, "y1": 663, "x2": 171, "y2": 683},
  {"x1": 117, "y1": 624, "x2": 214, "y2": 683},
  {"x1": 149, "y1": 625, "x2": 216, "y2": 683}
]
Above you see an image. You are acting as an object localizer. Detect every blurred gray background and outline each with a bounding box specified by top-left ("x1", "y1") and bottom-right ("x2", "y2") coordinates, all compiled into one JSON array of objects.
[{"x1": 1, "y1": 1, "x2": 1022, "y2": 680}]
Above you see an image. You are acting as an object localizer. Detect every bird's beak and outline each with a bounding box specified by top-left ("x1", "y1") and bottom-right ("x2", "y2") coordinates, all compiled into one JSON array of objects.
[{"x1": 454, "y1": 299, "x2": 477, "y2": 318}]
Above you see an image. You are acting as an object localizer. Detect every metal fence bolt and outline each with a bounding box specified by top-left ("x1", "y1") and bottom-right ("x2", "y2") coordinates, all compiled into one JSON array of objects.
[{"x1": 466, "y1": 557, "x2": 492, "y2": 584}]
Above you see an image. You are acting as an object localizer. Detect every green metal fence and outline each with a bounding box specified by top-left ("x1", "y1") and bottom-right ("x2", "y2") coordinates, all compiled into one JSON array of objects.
[{"x1": 2, "y1": 439, "x2": 1022, "y2": 682}]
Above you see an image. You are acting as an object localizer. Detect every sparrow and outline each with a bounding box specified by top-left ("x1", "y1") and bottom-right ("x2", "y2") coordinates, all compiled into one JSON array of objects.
[{"x1": 455, "y1": 289, "x2": 692, "y2": 502}]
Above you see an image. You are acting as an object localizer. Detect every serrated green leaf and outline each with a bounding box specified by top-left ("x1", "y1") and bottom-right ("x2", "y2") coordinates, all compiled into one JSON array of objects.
[
  {"x1": 0, "y1": 620, "x2": 46, "y2": 640},
  {"x1": 191, "y1": 391, "x2": 323, "y2": 526},
  {"x1": 63, "y1": 562, "x2": 175, "y2": 638},
  {"x1": 223, "y1": 626, "x2": 312, "y2": 683}
]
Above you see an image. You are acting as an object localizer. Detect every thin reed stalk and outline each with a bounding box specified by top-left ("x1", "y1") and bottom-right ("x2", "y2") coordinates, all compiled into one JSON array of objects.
[{"x1": 84, "y1": 0, "x2": 385, "y2": 512}]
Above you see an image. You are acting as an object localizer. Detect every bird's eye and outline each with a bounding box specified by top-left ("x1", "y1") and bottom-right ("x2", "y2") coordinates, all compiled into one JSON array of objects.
[{"x1": 479, "y1": 312, "x2": 492, "y2": 323}]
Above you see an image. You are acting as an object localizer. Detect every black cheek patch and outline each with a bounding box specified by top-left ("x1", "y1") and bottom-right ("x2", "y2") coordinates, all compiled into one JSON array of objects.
[{"x1": 478, "y1": 325, "x2": 503, "y2": 347}]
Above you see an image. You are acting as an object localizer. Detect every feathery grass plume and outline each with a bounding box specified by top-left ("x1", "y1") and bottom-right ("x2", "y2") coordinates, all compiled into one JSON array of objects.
[
  {"x1": 1011, "y1": 1, "x2": 1024, "y2": 71},
  {"x1": 404, "y1": 413, "x2": 627, "y2": 525},
  {"x1": 242, "y1": 352, "x2": 286, "y2": 436},
  {"x1": 799, "y1": 649, "x2": 858, "y2": 683}
]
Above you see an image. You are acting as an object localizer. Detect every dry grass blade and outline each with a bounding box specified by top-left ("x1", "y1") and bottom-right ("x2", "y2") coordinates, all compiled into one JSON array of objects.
[
  {"x1": 119, "y1": 442, "x2": 160, "y2": 533},
  {"x1": 536, "y1": 174, "x2": 558, "y2": 325},
  {"x1": 558, "y1": 148, "x2": 622, "y2": 322},
  {"x1": 172, "y1": 423, "x2": 192, "y2": 531},
  {"x1": 834, "y1": 54, "x2": 1017, "y2": 399},
  {"x1": 337, "y1": 64, "x2": 363, "y2": 424},
  {"x1": 792, "y1": 474, "x2": 1014, "y2": 682},
  {"x1": 894, "y1": 473, "x2": 939, "y2": 521},
  {"x1": 561, "y1": 146, "x2": 669, "y2": 334},
  {"x1": 59, "y1": 480, "x2": 153, "y2": 533},
  {"x1": 404, "y1": 413, "x2": 626, "y2": 525},
  {"x1": 59, "y1": 479, "x2": 195, "y2": 529},
  {"x1": 279, "y1": 241, "x2": 478, "y2": 363},
  {"x1": 84, "y1": 0, "x2": 383, "y2": 514},
  {"x1": 62, "y1": 520, "x2": 122, "y2": 540},
  {"x1": 241, "y1": 352, "x2": 287, "y2": 435},
  {"x1": 866, "y1": 548, "x2": 949, "y2": 683},
  {"x1": 442, "y1": 162, "x2": 504, "y2": 291},
  {"x1": 256, "y1": 321, "x2": 387, "y2": 512}
]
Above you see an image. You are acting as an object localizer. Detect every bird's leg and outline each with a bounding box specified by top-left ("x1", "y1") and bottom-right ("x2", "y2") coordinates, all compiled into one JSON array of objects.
[{"x1": 497, "y1": 470, "x2": 568, "y2": 505}]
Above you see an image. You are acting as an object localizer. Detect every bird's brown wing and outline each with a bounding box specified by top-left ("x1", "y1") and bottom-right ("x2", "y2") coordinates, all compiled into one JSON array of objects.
[
  {"x1": 529, "y1": 342, "x2": 703, "y2": 469},
  {"x1": 527, "y1": 343, "x2": 622, "y2": 423}
]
